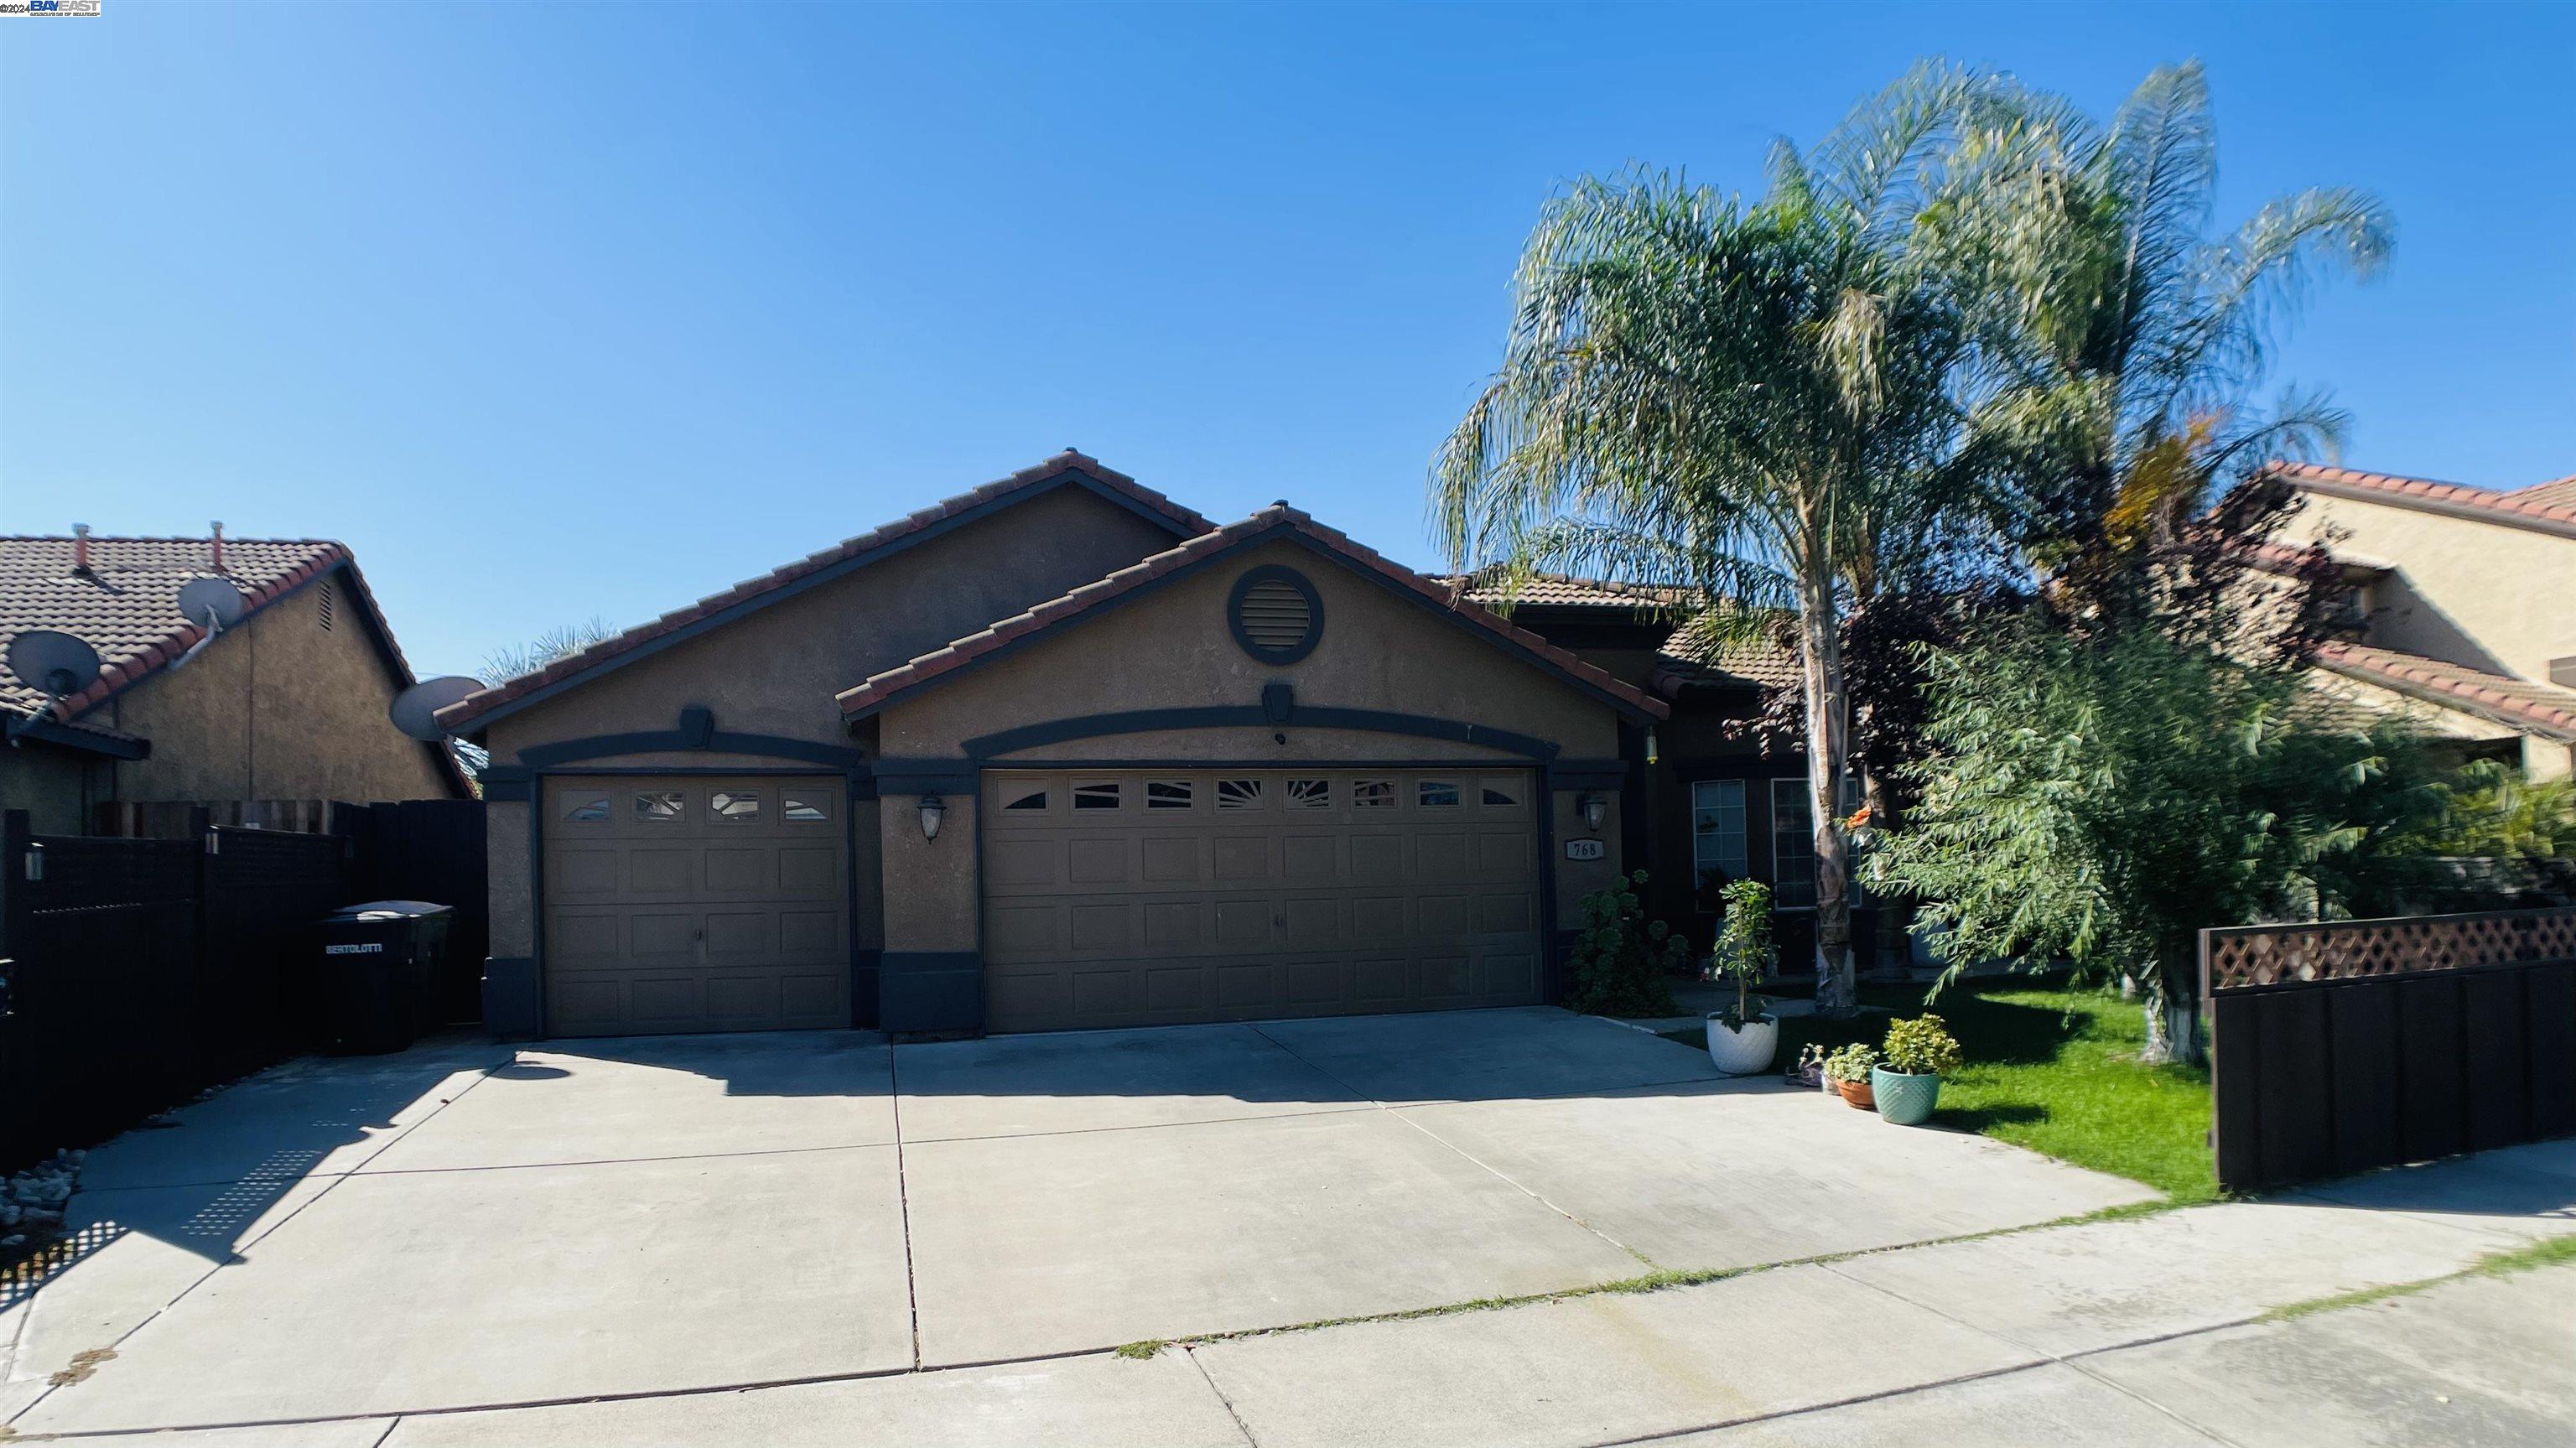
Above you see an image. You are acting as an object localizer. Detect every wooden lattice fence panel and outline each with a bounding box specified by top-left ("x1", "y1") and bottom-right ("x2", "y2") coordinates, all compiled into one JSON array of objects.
[{"x1": 2204, "y1": 907, "x2": 2576, "y2": 1192}]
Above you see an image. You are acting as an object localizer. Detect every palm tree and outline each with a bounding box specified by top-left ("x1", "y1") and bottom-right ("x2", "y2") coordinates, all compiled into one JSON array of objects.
[
  {"x1": 1932, "y1": 60, "x2": 2393, "y2": 595},
  {"x1": 1431, "y1": 75, "x2": 1989, "y2": 1015}
]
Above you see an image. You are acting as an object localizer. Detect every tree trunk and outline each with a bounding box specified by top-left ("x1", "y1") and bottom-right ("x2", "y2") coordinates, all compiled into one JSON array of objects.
[
  {"x1": 2137, "y1": 965, "x2": 2205, "y2": 1065},
  {"x1": 1795, "y1": 575, "x2": 1857, "y2": 1018}
]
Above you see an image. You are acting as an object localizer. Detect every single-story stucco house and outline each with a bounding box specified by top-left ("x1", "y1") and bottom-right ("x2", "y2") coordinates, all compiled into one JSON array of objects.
[
  {"x1": 441, "y1": 453, "x2": 1693, "y2": 1039},
  {"x1": 0, "y1": 529, "x2": 470, "y2": 835}
]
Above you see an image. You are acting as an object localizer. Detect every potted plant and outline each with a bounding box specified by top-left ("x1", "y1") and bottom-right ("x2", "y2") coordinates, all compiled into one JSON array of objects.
[
  {"x1": 1789, "y1": 1041, "x2": 1834, "y2": 1091},
  {"x1": 1822, "y1": 1043, "x2": 1878, "y2": 1110},
  {"x1": 1872, "y1": 1014, "x2": 1962, "y2": 1126},
  {"x1": 1702, "y1": 880, "x2": 1777, "y2": 1075}
]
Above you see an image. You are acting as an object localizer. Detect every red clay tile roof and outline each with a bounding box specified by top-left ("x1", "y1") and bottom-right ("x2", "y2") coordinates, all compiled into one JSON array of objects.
[
  {"x1": 2263, "y1": 460, "x2": 2576, "y2": 537},
  {"x1": 0, "y1": 534, "x2": 467, "y2": 788},
  {"x1": 4, "y1": 535, "x2": 345, "y2": 719},
  {"x1": 835, "y1": 506, "x2": 1669, "y2": 721},
  {"x1": 2521, "y1": 475, "x2": 2576, "y2": 510},
  {"x1": 1650, "y1": 633, "x2": 1802, "y2": 695},
  {"x1": 2314, "y1": 641, "x2": 2576, "y2": 744},
  {"x1": 1438, "y1": 571, "x2": 1694, "y2": 610},
  {"x1": 437, "y1": 451, "x2": 1213, "y2": 731}
]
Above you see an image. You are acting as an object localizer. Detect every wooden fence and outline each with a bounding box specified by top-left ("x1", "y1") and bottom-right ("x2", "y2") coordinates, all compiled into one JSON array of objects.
[
  {"x1": 91, "y1": 798, "x2": 364, "y2": 838},
  {"x1": 2203, "y1": 907, "x2": 2576, "y2": 1192},
  {"x1": 0, "y1": 801, "x2": 486, "y2": 1169}
]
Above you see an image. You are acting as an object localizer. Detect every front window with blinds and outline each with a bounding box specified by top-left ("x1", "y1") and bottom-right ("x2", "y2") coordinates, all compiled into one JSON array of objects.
[
  {"x1": 1691, "y1": 781, "x2": 1748, "y2": 895},
  {"x1": 1769, "y1": 777, "x2": 1864, "y2": 909}
]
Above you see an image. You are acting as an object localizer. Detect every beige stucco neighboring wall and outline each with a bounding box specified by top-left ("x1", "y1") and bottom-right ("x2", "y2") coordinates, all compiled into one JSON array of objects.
[
  {"x1": 871, "y1": 537, "x2": 1638, "y2": 956},
  {"x1": 86, "y1": 564, "x2": 455, "y2": 807},
  {"x1": 2280, "y1": 491, "x2": 2575, "y2": 682}
]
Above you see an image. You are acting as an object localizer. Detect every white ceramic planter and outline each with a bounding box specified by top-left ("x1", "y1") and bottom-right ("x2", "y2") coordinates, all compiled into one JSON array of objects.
[{"x1": 1705, "y1": 1014, "x2": 1779, "y2": 1076}]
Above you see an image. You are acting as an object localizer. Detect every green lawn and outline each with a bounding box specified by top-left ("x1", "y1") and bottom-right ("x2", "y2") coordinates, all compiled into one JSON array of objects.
[{"x1": 1665, "y1": 973, "x2": 2218, "y2": 1202}]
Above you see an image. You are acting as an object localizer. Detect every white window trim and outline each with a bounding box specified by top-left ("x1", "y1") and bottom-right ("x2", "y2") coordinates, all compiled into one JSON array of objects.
[{"x1": 1689, "y1": 778, "x2": 1748, "y2": 885}]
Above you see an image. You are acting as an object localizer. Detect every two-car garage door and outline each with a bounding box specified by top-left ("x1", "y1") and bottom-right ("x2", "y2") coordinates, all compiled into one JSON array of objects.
[
  {"x1": 980, "y1": 767, "x2": 1544, "y2": 1032},
  {"x1": 542, "y1": 776, "x2": 850, "y2": 1036}
]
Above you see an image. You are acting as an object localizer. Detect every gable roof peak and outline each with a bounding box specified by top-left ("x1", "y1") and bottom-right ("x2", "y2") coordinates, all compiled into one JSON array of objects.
[
  {"x1": 436, "y1": 451, "x2": 1218, "y2": 732},
  {"x1": 834, "y1": 503, "x2": 1666, "y2": 722}
]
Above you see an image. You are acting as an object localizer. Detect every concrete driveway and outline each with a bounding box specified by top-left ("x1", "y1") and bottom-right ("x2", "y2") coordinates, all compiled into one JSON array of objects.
[{"x1": 3, "y1": 1006, "x2": 2156, "y2": 1438}]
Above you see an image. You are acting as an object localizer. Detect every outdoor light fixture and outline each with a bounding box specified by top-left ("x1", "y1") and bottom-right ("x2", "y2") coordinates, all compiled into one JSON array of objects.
[
  {"x1": 1645, "y1": 727, "x2": 1659, "y2": 766},
  {"x1": 1580, "y1": 792, "x2": 1608, "y2": 831},
  {"x1": 918, "y1": 794, "x2": 945, "y2": 841}
]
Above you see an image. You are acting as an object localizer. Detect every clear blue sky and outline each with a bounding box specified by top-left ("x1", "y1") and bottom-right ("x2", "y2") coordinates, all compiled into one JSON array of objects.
[{"x1": 4, "y1": 2, "x2": 2569, "y2": 680}]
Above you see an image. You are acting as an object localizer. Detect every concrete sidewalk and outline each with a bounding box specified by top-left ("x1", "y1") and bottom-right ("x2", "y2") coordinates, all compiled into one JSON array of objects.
[{"x1": 30, "y1": 1138, "x2": 2568, "y2": 1447}]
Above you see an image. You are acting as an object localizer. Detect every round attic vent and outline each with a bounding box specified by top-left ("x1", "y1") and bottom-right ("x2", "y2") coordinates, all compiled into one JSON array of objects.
[{"x1": 1228, "y1": 565, "x2": 1323, "y2": 664}]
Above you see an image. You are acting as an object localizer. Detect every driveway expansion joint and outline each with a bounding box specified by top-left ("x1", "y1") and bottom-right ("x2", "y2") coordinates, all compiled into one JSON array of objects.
[{"x1": 4, "y1": 1059, "x2": 506, "y2": 1434}]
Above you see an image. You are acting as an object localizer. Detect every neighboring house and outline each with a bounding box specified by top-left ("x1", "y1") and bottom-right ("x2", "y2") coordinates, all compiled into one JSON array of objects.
[
  {"x1": 2262, "y1": 462, "x2": 2576, "y2": 782},
  {"x1": 1434, "y1": 574, "x2": 1822, "y2": 958},
  {"x1": 439, "y1": 453, "x2": 1665, "y2": 1040},
  {"x1": 0, "y1": 530, "x2": 470, "y2": 835}
]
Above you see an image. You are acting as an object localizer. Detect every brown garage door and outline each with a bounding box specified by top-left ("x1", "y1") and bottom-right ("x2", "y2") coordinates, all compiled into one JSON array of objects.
[
  {"x1": 542, "y1": 775, "x2": 849, "y2": 1036},
  {"x1": 981, "y1": 767, "x2": 1542, "y2": 1032}
]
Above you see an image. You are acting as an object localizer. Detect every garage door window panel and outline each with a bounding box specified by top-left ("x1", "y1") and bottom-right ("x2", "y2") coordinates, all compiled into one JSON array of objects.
[{"x1": 635, "y1": 791, "x2": 685, "y2": 823}]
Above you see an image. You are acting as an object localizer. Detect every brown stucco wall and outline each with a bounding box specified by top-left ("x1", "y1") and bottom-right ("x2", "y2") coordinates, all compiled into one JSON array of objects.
[
  {"x1": 480, "y1": 485, "x2": 1186, "y2": 761},
  {"x1": 92, "y1": 564, "x2": 454, "y2": 807},
  {"x1": 476, "y1": 482, "x2": 1191, "y2": 972},
  {"x1": 872, "y1": 537, "x2": 1636, "y2": 956},
  {"x1": 0, "y1": 746, "x2": 106, "y2": 835}
]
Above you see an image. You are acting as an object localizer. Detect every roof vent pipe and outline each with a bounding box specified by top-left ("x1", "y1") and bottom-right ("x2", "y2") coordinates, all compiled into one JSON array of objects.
[
  {"x1": 70, "y1": 523, "x2": 91, "y2": 575},
  {"x1": 210, "y1": 520, "x2": 226, "y2": 573}
]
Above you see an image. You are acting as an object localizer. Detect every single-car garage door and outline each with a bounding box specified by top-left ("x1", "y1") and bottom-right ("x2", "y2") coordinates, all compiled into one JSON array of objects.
[
  {"x1": 542, "y1": 775, "x2": 850, "y2": 1036},
  {"x1": 981, "y1": 767, "x2": 1542, "y2": 1032}
]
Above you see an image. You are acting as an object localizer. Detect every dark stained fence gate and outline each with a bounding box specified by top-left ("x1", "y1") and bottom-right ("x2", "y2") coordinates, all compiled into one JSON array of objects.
[
  {"x1": 342, "y1": 798, "x2": 488, "y2": 1024},
  {"x1": 2204, "y1": 907, "x2": 2576, "y2": 1193},
  {"x1": 0, "y1": 802, "x2": 485, "y2": 1170}
]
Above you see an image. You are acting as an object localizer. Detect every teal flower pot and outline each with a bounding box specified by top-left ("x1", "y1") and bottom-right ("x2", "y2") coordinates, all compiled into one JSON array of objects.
[{"x1": 1870, "y1": 1067, "x2": 1941, "y2": 1126}]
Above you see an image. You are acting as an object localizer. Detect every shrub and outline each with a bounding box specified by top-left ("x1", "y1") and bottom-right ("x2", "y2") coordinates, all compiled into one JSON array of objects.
[
  {"x1": 1822, "y1": 1042, "x2": 1879, "y2": 1083},
  {"x1": 1562, "y1": 871, "x2": 1687, "y2": 1017},
  {"x1": 1881, "y1": 1014, "x2": 1962, "y2": 1077},
  {"x1": 1707, "y1": 879, "x2": 1776, "y2": 1027}
]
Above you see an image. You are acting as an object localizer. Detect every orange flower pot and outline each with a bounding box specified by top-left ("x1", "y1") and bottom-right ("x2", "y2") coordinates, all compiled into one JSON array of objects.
[{"x1": 1836, "y1": 1078, "x2": 1876, "y2": 1111}]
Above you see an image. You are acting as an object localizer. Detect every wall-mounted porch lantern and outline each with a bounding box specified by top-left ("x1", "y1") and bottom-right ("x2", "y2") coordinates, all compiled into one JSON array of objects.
[
  {"x1": 918, "y1": 794, "x2": 946, "y2": 841},
  {"x1": 1578, "y1": 792, "x2": 1608, "y2": 832}
]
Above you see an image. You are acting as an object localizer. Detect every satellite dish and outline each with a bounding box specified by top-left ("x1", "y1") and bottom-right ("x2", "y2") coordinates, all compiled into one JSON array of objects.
[
  {"x1": 7, "y1": 631, "x2": 103, "y2": 743},
  {"x1": 390, "y1": 675, "x2": 486, "y2": 741},
  {"x1": 8, "y1": 630, "x2": 102, "y2": 698},
  {"x1": 176, "y1": 577, "x2": 248, "y2": 631}
]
